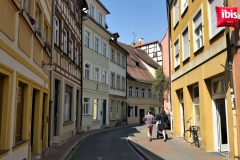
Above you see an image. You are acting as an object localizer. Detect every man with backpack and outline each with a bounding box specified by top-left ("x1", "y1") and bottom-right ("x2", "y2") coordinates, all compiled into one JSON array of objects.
[{"x1": 144, "y1": 110, "x2": 154, "y2": 142}]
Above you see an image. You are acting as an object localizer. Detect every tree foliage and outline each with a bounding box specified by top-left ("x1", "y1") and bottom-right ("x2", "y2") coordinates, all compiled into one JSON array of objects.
[{"x1": 151, "y1": 66, "x2": 170, "y2": 108}]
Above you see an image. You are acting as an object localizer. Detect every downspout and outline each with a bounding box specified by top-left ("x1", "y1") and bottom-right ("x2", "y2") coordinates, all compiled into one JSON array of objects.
[
  {"x1": 49, "y1": 0, "x2": 56, "y2": 148},
  {"x1": 80, "y1": 13, "x2": 84, "y2": 129}
]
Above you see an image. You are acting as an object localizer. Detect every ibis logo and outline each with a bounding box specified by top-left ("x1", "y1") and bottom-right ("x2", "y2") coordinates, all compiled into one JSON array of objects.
[{"x1": 216, "y1": 6, "x2": 239, "y2": 28}]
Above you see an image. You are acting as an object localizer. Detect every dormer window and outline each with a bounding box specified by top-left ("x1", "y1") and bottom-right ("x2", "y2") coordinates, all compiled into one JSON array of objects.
[
  {"x1": 70, "y1": 0, "x2": 74, "y2": 12},
  {"x1": 99, "y1": 12, "x2": 103, "y2": 25},
  {"x1": 90, "y1": 4, "x2": 95, "y2": 18}
]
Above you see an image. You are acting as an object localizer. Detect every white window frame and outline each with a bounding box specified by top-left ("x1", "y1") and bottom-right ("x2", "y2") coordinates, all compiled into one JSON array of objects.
[
  {"x1": 84, "y1": 27, "x2": 92, "y2": 48},
  {"x1": 130, "y1": 106, "x2": 135, "y2": 117},
  {"x1": 102, "y1": 41, "x2": 107, "y2": 57},
  {"x1": 102, "y1": 70, "x2": 107, "y2": 84},
  {"x1": 173, "y1": 0, "x2": 179, "y2": 27},
  {"x1": 208, "y1": 0, "x2": 224, "y2": 39},
  {"x1": 182, "y1": 25, "x2": 189, "y2": 61},
  {"x1": 54, "y1": 17, "x2": 59, "y2": 46},
  {"x1": 89, "y1": 3, "x2": 95, "y2": 19},
  {"x1": 70, "y1": 40, "x2": 74, "y2": 60},
  {"x1": 70, "y1": 0, "x2": 74, "y2": 12},
  {"x1": 193, "y1": 8, "x2": 203, "y2": 52},
  {"x1": 35, "y1": 5, "x2": 40, "y2": 29},
  {"x1": 110, "y1": 48, "x2": 115, "y2": 62},
  {"x1": 83, "y1": 97, "x2": 90, "y2": 115},
  {"x1": 117, "y1": 52, "x2": 120, "y2": 65},
  {"x1": 174, "y1": 38, "x2": 180, "y2": 68},
  {"x1": 148, "y1": 89, "x2": 152, "y2": 98},
  {"x1": 63, "y1": 30, "x2": 68, "y2": 54},
  {"x1": 22, "y1": 0, "x2": 28, "y2": 10},
  {"x1": 122, "y1": 77, "x2": 125, "y2": 90},
  {"x1": 129, "y1": 86, "x2": 133, "y2": 96},
  {"x1": 122, "y1": 56, "x2": 125, "y2": 68},
  {"x1": 117, "y1": 75, "x2": 120, "y2": 89},
  {"x1": 111, "y1": 73, "x2": 115, "y2": 88},
  {"x1": 84, "y1": 62, "x2": 92, "y2": 79},
  {"x1": 94, "y1": 34, "x2": 100, "y2": 53},
  {"x1": 142, "y1": 88, "x2": 145, "y2": 98},
  {"x1": 99, "y1": 11, "x2": 103, "y2": 25},
  {"x1": 135, "y1": 87, "x2": 139, "y2": 97},
  {"x1": 181, "y1": 0, "x2": 188, "y2": 15},
  {"x1": 75, "y1": 47, "x2": 79, "y2": 65},
  {"x1": 94, "y1": 67, "x2": 100, "y2": 82}
]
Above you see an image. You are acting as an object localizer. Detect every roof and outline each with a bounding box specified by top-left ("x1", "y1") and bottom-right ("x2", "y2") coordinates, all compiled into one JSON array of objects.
[
  {"x1": 96, "y1": 0, "x2": 110, "y2": 14},
  {"x1": 118, "y1": 42, "x2": 157, "y2": 84},
  {"x1": 135, "y1": 40, "x2": 160, "y2": 47}
]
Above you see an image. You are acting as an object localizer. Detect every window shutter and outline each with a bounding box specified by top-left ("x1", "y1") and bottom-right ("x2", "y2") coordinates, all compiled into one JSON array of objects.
[
  {"x1": 128, "y1": 106, "x2": 130, "y2": 117},
  {"x1": 174, "y1": 0, "x2": 178, "y2": 25},
  {"x1": 135, "y1": 106, "x2": 138, "y2": 117},
  {"x1": 209, "y1": 0, "x2": 223, "y2": 38},
  {"x1": 194, "y1": 11, "x2": 202, "y2": 29},
  {"x1": 183, "y1": 28, "x2": 189, "y2": 60},
  {"x1": 175, "y1": 39, "x2": 179, "y2": 56}
]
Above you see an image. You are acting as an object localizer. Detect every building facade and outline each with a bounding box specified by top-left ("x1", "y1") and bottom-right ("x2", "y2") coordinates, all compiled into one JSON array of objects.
[
  {"x1": 108, "y1": 35, "x2": 128, "y2": 127},
  {"x1": 0, "y1": 0, "x2": 51, "y2": 159},
  {"x1": 167, "y1": 0, "x2": 239, "y2": 158},
  {"x1": 51, "y1": 0, "x2": 87, "y2": 147},
  {"x1": 119, "y1": 42, "x2": 160, "y2": 124}
]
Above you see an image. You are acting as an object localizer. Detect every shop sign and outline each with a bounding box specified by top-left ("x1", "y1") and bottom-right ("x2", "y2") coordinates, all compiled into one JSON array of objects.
[{"x1": 216, "y1": 6, "x2": 239, "y2": 28}]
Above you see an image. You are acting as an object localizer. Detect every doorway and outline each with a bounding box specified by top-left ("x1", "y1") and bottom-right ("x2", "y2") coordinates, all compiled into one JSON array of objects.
[
  {"x1": 180, "y1": 103, "x2": 185, "y2": 136},
  {"x1": 139, "y1": 109, "x2": 145, "y2": 124},
  {"x1": 54, "y1": 80, "x2": 60, "y2": 136},
  {"x1": 215, "y1": 98, "x2": 229, "y2": 153},
  {"x1": 102, "y1": 99, "x2": 107, "y2": 125},
  {"x1": 31, "y1": 90, "x2": 36, "y2": 152}
]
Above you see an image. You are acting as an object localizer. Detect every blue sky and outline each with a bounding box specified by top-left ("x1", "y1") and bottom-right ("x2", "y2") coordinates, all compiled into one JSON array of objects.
[{"x1": 100, "y1": 0, "x2": 168, "y2": 45}]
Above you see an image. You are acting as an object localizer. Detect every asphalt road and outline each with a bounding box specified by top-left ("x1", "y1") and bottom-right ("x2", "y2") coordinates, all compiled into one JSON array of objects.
[{"x1": 70, "y1": 126, "x2": 144, "y2": 160}]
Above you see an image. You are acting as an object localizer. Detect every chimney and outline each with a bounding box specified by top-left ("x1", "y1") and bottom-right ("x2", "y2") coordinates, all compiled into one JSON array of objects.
[{"x1": 139, "y1": 38, "x2": 144, "y2": 45}]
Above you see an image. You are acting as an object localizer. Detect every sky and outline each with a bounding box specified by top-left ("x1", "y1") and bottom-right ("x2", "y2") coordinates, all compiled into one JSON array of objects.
[{"x1": 100, "y1": 0, "x2": 168, "y2": 45}]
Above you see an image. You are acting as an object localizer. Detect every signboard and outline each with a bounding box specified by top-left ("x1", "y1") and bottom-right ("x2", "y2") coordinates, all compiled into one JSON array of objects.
[
  {"x1": 45, "y1": 65, "x2": 54, "y2": 71},
  {"x1": 126, "y1": 99, "x2": 131, "y2": 103},
  {"x1": 216, "y1": 6, "x2": 239, "y2": 28}
]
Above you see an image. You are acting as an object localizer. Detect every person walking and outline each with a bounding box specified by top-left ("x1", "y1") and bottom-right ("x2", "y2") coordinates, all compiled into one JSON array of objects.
[
  {"x1": 159, "y1": 108, "x2": 169, "y2": 142},
  {"x1": 144, "y1": 110, "x2": 154, "y2": 142}
]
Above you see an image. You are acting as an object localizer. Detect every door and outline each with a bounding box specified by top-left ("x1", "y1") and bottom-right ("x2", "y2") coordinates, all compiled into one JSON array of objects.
[
  {"x1": 139, "y1": 109, "x2": 145, "y2": 124},
  {"x1": 215, "y1": 99, "x2": 228, "y2": 152},
  {"x1": 31, "y1": 90, "x2": 36, "y2": 152},
  {"x1": 102, "y1": 99, "x2": 106, "y2": 124},
  {"x1": 180, "y1": 103, "x2": 185, "y2": 136},
  {"x1": 54, "y1": 80, "x2": 59, "y2": 136}
]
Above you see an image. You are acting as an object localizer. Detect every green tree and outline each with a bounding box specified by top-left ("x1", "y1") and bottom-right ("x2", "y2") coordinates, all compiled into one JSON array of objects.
[{"x1": 151, "y1": 66, "x2": 170, "y2": 110}]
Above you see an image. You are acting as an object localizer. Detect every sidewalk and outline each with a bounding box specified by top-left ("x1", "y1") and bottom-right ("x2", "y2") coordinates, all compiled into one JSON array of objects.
[{"x1": 128, "y1": 125, "x2": 230, "y2": 160}]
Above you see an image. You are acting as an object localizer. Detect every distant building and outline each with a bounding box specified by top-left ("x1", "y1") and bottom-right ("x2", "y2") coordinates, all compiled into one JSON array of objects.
[{"x1": 119, "y1": 42, "x2": 160, "y2": 124}]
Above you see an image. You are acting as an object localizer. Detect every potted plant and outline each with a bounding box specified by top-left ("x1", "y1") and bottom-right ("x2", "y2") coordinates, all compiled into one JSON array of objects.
[
  {"x1": 28, "y1": 16, "x2": 35, "y2": 25},
  {"x1": 35, "y1": 28, "x2": 42, "y2": 37},
  {"x1": 44, "y1": 42, "x2": 51, "y2": 52}
]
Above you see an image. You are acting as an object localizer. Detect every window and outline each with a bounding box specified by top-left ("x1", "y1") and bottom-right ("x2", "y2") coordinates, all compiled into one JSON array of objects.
[
  {"x1": 35, "y1": 5, "x2": 40, "y2": 29},
  {"x1": 111, "y1": 100, "x2": 114, "y2": 119},
  {"x1": 84, "y1": 30, "x2": 90, "y2": 47},
  {"x1": 182, "y1": 27, "x2": 189, "y2": 61},
  {"x1": 95, "y1": 67, "x2": 100, "y2": 82},
  {"x1": 129, "y1": 106, "x2": 135, "y2": 116},
  {"x1": 99, "y1": 12, "x2": 103, "y2": 25},
  {"x1": 90, "y1": 3, "x2": 95, "y2": 18},
  {"x1": 63, "y1": 30, "x2": 68, "y2": 54},
  {"x1": 174, "y1": 39, "x2": 180, "y2": 67},
  {"x1": 93, "y1": 99, "x2": 98, "y2": 120},
  {"x1": 70, "y1": 40, "x2": 74, "y2": 60},
  {"x1": 173, "y1": 0, "x2": 179, "y2": 26},
  {"x1": 94, "y1": 37, "x2": 99, "y2": 53},
  {"x1": 129, "y1": 86, "x2": 133, "y2": 96},
  {"x1": 116, "y1": 101, "x2": 120, "y2": 119},
  {"x1": 193, "y1": 86, "x2": 199, "y2": 99},
  {"x1": 142, "y1": 88, "x2": 145, "y2": 98},
  {"x1": 85, "y1": 63, "x2": 90, "y2": 79},
  {"x1": 181, "y1": 0, "x2": 188, "y2": 14},
  {"x1": 103, "y1": 70, "x2": 107, "y2": 84},
  {"x1": 117, "y1": 75, "x2": 120, "y2": 89},
  {"x1": 64, "y1": 85, "x2": 72, "y2": 122},
  {"x1": 102, "y1": 42, "x2": 107, "y2": 56},
  {"x1": 76, "y1": 47, "x2": 79, "y2": 65},
  {"x1": 194, "y1": 11, "x2": 203, "y2": 51},
  {"x1": 122, "y1": 77, "x2": 125, "y2": 90},
  {"x1": 43, "y1": 22, "x2": 48, "y2": 42},
  {"x1": 54, "y1": 17, "x2": 59, "y2": 46},
  {"x1": 192, "y1": 85, "x2": 200, "y2": 138},
  {"x1": 111, "y1": 48, "x2": 115, "y2": 61},
  {"x1": 117, "y1": 52, "x2": 120, "y2": 64},
  {"x1": 122, "y1": 56, "x2": 125, "y2": 68},
  {"x1": 135, "y1": 87, "x2": 139, "y2": 97},
  {"x1": 22, "y1": 0, "x2": 28, "y2": 10},
  {"x1": 213, "y1": 79, "x2": 225, "y2": 94},
  {"x1": 76, "y1": 7, "x2": 79, "y2": 22},
  {"x1": 148, "y1": 89, "x2": 152, "y2": 98},
  {"x1": 111, "y1": 73, "x2": 115, "y2": 87},
  {"x1": 16, "y1": 83, "x2": 24, "y2": 141},
  {"x1": 209, "y1": 0, "x2": 223, "y2": 38},
  {"x1": 83, "y1": 98, "x2": 89, "y2": 114},
  {"x1": 70, "y1": 0, "x2": 74, "y2": 12}
]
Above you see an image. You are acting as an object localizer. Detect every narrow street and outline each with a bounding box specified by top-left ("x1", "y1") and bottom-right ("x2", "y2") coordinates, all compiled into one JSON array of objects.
[{"x1": 68, "y1": 125, "x2": 230, "y2": 160}]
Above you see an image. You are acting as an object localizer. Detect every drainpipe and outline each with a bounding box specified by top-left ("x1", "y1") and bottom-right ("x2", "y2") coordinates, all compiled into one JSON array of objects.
[
  {"x1": 49, "y1": 0, "x2": 56, "y2": 149},
  {"x1": 223, "y1": 0, "x2": 239, "y2": 159}
]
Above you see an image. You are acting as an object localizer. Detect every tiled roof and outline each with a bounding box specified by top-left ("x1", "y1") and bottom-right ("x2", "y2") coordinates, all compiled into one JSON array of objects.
[
  {"x1": 135, "y1": 40, "x2": 159, "y2": 47},
  {"x1": 118, "y1": 42, "x2": 156, "y2": 83}
]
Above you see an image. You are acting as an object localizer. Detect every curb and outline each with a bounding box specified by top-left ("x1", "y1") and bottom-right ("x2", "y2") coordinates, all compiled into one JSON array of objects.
[
  {"x1": 127, "y1": 135, "x2": 153, "y2": 160},
  {"x1": 61, "y1": 125, "x2": 135, "y2": 160}
]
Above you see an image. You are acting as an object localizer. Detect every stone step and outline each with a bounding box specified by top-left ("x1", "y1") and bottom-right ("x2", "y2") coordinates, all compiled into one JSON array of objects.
[
  {"x1": 52, "y1": 139, "x2": 66, "y2": 148},
  {"x1": 31, "y1": 154, "x2": 41, "y2": 160}
]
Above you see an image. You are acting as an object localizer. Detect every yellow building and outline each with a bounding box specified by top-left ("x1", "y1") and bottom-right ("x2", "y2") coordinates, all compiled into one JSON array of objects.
[
  {"x1": 0, "y1": 0, "x2": 51, "y2": 159},
  {"x1": 118, "y1": 42, "x2": 161, "y2": 124},
  {"x1": 167, "y1": 0, "x2": 239, "y2": 159}
]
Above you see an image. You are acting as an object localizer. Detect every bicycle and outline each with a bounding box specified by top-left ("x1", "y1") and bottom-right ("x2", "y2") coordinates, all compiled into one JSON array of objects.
[{"x1": 183, "y1": 117, "x2": 200, "y2": 147}]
